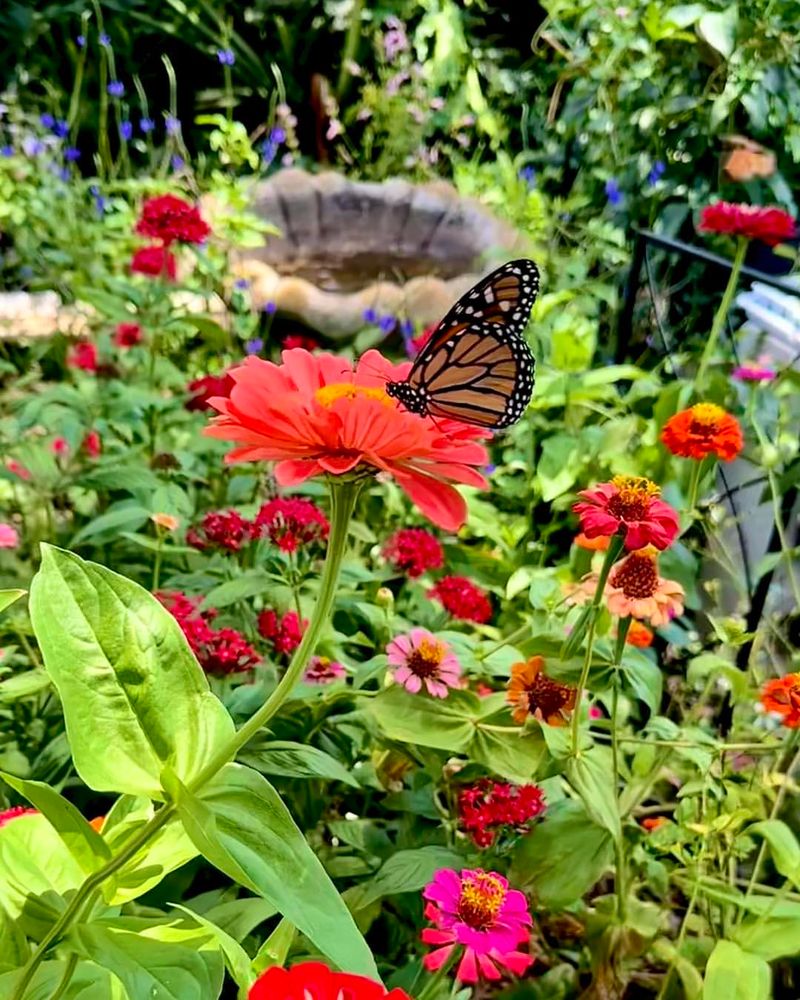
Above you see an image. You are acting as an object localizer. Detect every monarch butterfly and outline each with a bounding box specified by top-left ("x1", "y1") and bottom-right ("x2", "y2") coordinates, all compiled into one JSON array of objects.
[{"x1": 386, "y1": 259, "x2": 539, "y2": 429}]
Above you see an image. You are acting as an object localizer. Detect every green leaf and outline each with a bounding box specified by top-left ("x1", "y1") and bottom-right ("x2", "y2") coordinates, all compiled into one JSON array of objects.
[
  {"x1": 736, "y1": 916, "x2": 800, "y2": 961},
  {"x1": 0, "y1": 902, "x2": 29, "y2": 972},
  {"x1": 566, "y1": 748, "x2": 621, "y2": 839},
  {"x1": 29, "y1": 546, "x2": 235, "y2": 799},
  {"x1": 72, "y1": 921, "x2": 224, "y2": 999},
  {"x1": 511, "y1": 799, "x2": 613, "y2": 907},
  {"x1": 252, "y1": 917, "x2": 296, "y2": 974},
  {"x1": 0, "y1": 961, "x2": 126, "y2": 999},
  {"x1": 240, "y1": 740, "x2": 359, "y2": 787},
  {"x1": 70, "y1": 506, "x2": 152, "y2": 546},
  {"x1": 702, "y1": 940, "x2": 770, "y2": 1000},
  {"x1": 171, "y1": 904, "x2": 255, "y2": 991},
  {"x1": 748, "y1": 820, "x2": 800, "y2": 887},
  {"x1": 0, "y1": 589, "x2": 26, "y2": 614},
  {"x1": 687, "y1": 653, "x2": 747, "y2": 703},
  {"x1": 536, "y1": 433, "x2": 580, "y2": 501},
  {"x1": 0, "y1": 670, "x2": 50, "y2": 703},
  {"x1": 200, "y1": 571, "x2": 272, "y2": 610},
  {"x1": 621, "y1": 649, "x2": 662, "y2": 712},
  {"x1": 697, "y1": 6, "x2": 738, "y2": 58},
  {"x1": 469, "y1": 726, "x2": 545, "y2": 783},
  {"x1": 353, "y1": 846, "x2": 464, "y2": 910},
  {"x1": 167, "y1": 762, "x2": 378, "y2": 978},
  {"x1": 1, "y1": 773, "x2": 111, "y2": 876},
  {"x1": 367, "y1": 687, "x2": 477, "y2": 752}
]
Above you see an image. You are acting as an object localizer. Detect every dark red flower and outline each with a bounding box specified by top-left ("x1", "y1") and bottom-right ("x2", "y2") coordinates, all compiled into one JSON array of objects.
[
  {"x1": 282, "y1": 334, "x2": 320, "y2": 352},
  {"x1": 157, "y1": 591, "x2": 258, "y2": 675},
  {"x1": 186, "y1": 372, "x2": 236, "y2": 412},
  {"x1": 249, "y1": 961, "x2": 411, "y2": 1000},
  {"x1": 253, "y1": 498, "x2": 329, "y2": 552},
  {"x1": 82, "y1": 430, "x2": 102, "y2": 459},
  {"x1": 131, "y1": 244, "x2": 177, "y2": 280},
  {"x1": 68, "y1": 341, "x2": 98, "y2": 372},
  {"x1": 411, "y1": 323, "x2": 438, "y2": 355},
  {"x1": 135, "y1": 194, "x2": 210, "y2": 245},
  {"x1": 258, "y1": 608, "x2": 306, "y2": 656},
  {"x1": 187, "y1": 510, "x2": 252, "y2": 552},
  {"x1": 428, "y1": 575, "x2": 492, "y2": 623},
  {"x1": 458, "y1": 780, "x2": 546, "y2": 847},
  {"x1": 383, "y1": 527, "x2": 444, "y2": 578},
  {"x1": 114, "y1": 322, "x2": 143, "y2": 347},
  {"x1": 698, "y1": 202, "x2": 796, "y2": 247}
]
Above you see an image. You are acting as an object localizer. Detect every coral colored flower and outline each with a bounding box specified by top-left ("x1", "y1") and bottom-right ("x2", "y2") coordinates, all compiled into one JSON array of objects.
[
  {"x1": 6, "y1": 460, "x2": 31, "y2": 481},
  {"x1": 626, "y1": 621, "x2": 654, "y2": 648},
  {"x1": 761, "y1": 673, "x2": 800, "y2": 728},
  {"x1": 67, "y1": 341, "x2": 98, "y2": 372},
  {"x1": 661, "y1": 404, "x2": 743, "y2": 461},
  {"x1": 203, "y1": 349, "x2": 490, "y2": 532},
  {"x1": 249, "y1": 962, "x2": 411, "y2": 1000},
  {"x1": 733, "y1": 364, "x2": 776, "y2": 382},
  {"x1": 187, "y1": 510, "x2": 251, "y2": 552},
  {"x1": 507, "y1": 656, "x2": 576, "y2": 726},
  {"x1": 131, "y1": 244, "x2": 177, "y2": 280},
  {"x1": 605, "y1": 549, "x2": 684, "y2": 626},
  {"x1": 386, "y1": 628, "x2": 461, "y2": 698},
  {"x1": 698, "y1": 202, "x2": 796, "y2": 247},
  {"x1": 151, "y1": 513, "x2": 179, "y2": 531},
  {"x1": 0, "y1": 806, "x2": 37, "y2": 827},
  {"x1": 83, "y1": 430, "x2": 102, "y2": 458},
  {"x1": 303, "y1": 656, "x2": 346, "y2": 684},
  {"x1": 574, "y1": 532, "x2": 610, "y2": 552},
  {"x1": 428, "y1": 575, "x2": 492, "y2": 623},
  {"x1": 51, "y1": 437, "x2": 69, "y2": 457},
  {"x1": 421, "y1": 868, "x2": 533, "y2": 984},
  {"x1": 458, "y1": 780, "x2": 546, "y2": 847},
  {"x1": 135, "y1": 194, "x2": 210, "y2": 245},
  {"x1": 641, "y1": 816, "x2": 669, "y2": 832},
  {"x1": 114, "y1": 322, "x2": 143, "y2": 347},
  {"x1": 253, "y1": 497, "x2": 329, "y2": 552},
  {"x1": 186, "y1": 372, "x2": 236, "y2": 412},
  {"x1": 573, "y1": 476, "x2": 679, "y2": 551},
  {"x1": 0, "y1": 523, "x2": 19, "y2": 548},
  {"x1": 282, "y1": 333, "x2": 320, "y2": 352},
  {"x1": 383, "y1": 527, "x2": 444, "y2": 578},
  {"x1": 258, "y1": 609, "x2": 306, "y2": 656}
]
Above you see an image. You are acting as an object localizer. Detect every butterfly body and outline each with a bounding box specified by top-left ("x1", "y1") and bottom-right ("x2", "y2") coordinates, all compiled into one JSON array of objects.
[{"x1": 385, "y1": 259, "x2": 539, "y2": 430}]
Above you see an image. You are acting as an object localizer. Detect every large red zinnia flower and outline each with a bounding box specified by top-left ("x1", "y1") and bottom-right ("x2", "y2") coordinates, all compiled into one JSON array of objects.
[
  {"x1": 698, "y1": 202, "x2": 796, "y2": 247},
  {"x1": 661, "y1": 403, "x2": 743, "y2": 461},
  {"x1": 204, "y1": 349, "x2": 490, "y2": 531},
  {"x1": 249, "y1": 962, "x2": 411, "y2": 1000},
  {"x1": 573, "y1": 475, "x2": 679, "y2": 551},
  {"x1": 135, "y1": 194, "x2": 210, "y2": 245}
]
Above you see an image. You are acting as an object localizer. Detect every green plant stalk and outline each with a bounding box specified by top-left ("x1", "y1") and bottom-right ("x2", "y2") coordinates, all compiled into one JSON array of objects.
[
  {"x1": 417, "y1": 943, "x2": 461, "y2": 1000},
  {"x1": 48, "y1": 954, "x2": 78, "y2": 1000},
  {"x1": 611, "y1": 616, "x2": 631, "y2": 924},
  {"x1": 335, "y1": 0, "x2": 365, "y2": 100},
  {"x1": 570, "y1": 534, "x2": 625, "y2": 754},
  {"x1": 655, "y1": 876, "x2": 701, "y2": 1000},
  {"x1": 695, "y1": 237, "x2": 748, "y2": 392},
  {"x1": 687, "y1": 455, "x2": 706, "y2": 514},
  {"x1": 12, "y1": 477, "x2": 362, "y2": 1000}
]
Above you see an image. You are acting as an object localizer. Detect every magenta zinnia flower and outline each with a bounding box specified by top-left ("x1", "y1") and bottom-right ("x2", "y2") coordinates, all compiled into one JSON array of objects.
[
  {"x1": 421, "y1": 868, "x2": 533, "y2": 983},
  {"x1": 303, "y1": 656, "x2": 346, "y2": 684},
  {"x1": 386, "y1": 629, "x2": 461, "y2": 698},
  {"x1": 732, "y1": 364, "x2": 776, "y2": 382},
  {"x1": 573, "y1": 475, "x2": 678, "y2": 551}
]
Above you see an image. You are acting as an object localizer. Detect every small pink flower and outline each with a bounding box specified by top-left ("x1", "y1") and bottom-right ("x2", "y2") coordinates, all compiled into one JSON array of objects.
[
  {"x1": 421, "y1": 868, "x2": 533, "y2": 983},
  {"x1": 588, "y1": 705, "x2": 604, "y2": 720},
  {"x1": 732, "y1": 364, "x2": 776, "y2": 382},
  {"x1": 0, "y1": 523, "x2": 19, "y2": 548},
  {"x1": 51, "y1": 437, "x2": 70, "y2": 457},
  {"x1": 6, "y1": 460, "x2": 32, "y2": 481},
  {"x1": 386, "y1": 629, "x2": 461, "y2": 698},
  {"x1": 303, "y1": 656, "x2": 346, "y2": 684}
]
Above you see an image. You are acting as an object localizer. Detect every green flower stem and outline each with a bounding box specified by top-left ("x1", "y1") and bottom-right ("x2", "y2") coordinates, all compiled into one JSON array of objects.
[
  {"x1": 48, "y1": 954, "x2": 78, "y2": 1000},
  {"x1": 686, "y1": 456, "x2": 707, "y2": 515},
  {"x1": 695, "y1": 236, "x2": 748, "y2": 392},
  {"x1": 12, "y1": 477, "x2": 362, "y2": 1000},
  {"x1": 417, "y1": 944, "x2": 461, "y2": 1000},
  {"x1": 611, "y1": 616, "x2": 631, "y2": 924},
  {"x1": 570, "y1": 534, "x2": 625, "y2": 755}
]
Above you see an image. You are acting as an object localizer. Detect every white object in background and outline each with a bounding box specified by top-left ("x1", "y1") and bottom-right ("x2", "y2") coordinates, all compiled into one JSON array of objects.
[{"x1": 735, "y1": 279, "x2": 800, "y2": 363}]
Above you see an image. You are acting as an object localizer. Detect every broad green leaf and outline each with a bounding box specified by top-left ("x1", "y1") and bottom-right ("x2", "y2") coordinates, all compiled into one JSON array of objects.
[
  {"x1": 697, "y1": 7, "x2": 738, "y2": 58},
  {"x1": 200, "y1": 571, "x2": 273, "y2": 610},
  {"x1": 469, "y1": 727, "x2": 545, "y2": 783},
  {"x1": 748, "y1": 820, "x2": 800, "y2": 886},
  {"x1": 511, "y1": 800, "x2": 613, "y2": 907},
  {"x1": 621, "y1": 649, "x2": 662, "y2": 712},
  {"x1": 736, "y1": 917, "x2": 800, "y2": 961},
  {"x1": 0, "y1": 961, "x2": 125, "y2": 999},
  {"x1": 70, "y1": 506, "x2": 152, "y2": 546},
  {"x1": 252, "y1": 917, "x2": 295, "y2": 974},
  {"x1": 167, "y1": 762, "x2": 378, "y2": 978},
  {"x1": 566, "y1": 748, "x2": 621, "y2": 839},
  {"x1": 1, "y1": 773, "x2": 111, "y2": 876},
  {"x1": 702, "y1": 940, "x2": 770, "y2": 1000},
  {"x1": 72, "y1": 921, "x2": 223, "y2": 1000},
  {"x1": 0, "y1": 589, "x2": 26, "y2": 614},
  {"x1": 29, "y1": 546, "x2": 235, "y2": 799},
  {"x1": 367, "y1": 687, "x2": 477, "y2": 752},
  {"x1": 240, "y1": 740, "x2": 359, "y2": 787},
  {"x1": 352, "y1": 847, "x2": 464, "y2": 910},
  {"x1": 0, "y1": 901, "x2": 29, "y2": 971},
  {"x1": 171, "y1": 904, "x2": 254, "y2": 991},
  {"x1": 687, "y1": 653, "x2": 746, "y2": 703},
  {"x1": 197, "y1": 897, "x2": 277, "y2": 942},
  {"x1": 0, "y1": 670, "x2": 50, "y2": 702}
]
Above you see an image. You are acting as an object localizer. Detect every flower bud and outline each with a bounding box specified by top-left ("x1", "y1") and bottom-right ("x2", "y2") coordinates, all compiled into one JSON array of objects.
[{"x1": 376, "y1": 587, "x2": 394, "y2": 609}]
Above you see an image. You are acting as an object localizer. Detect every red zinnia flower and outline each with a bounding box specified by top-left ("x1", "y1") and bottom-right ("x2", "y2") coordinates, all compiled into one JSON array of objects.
[
  {"x1": 131, "y1": 244, "x2": 177, "y2": 281},
  {"x1": 428, "y1": 575, "x2": 492, "y2": 623},
  {"x1": 383, "y1": 527, "x2": 444, "y2": 578},
  {"x1": 0, "y1": 806, "x2": 37, "y2": 828},
  {"x1": 186, "y1": 372, "x2": 236, "y2": 412},
  {"x1": 458, "y1": 780, "x2": 546, "y2": 848},
  {"x1": 258, "y1": 608, "x2": 306, "y2": 656},
  {"x1": 203, "y1": 349, "x2": 490, "y2": 532},
  {"x1": 282, "y1": 333, "x2": 320, "y2": 352},
  {"x1": 573, "y1": 475, "x2": 679, "y2": 551},
  {"x1": 67, "y1": 341, "x2": 99, "y2": 372},
  {"x1": 187, "y1": 510, "x2": 252, "y2": 552},
  {"x1": 249, "y1": 962, "x2": 411, "y2": 1000},
  {"x1": 761, "y1": 673, "x2": 800, "y2": 728},
  {"x1": 114, "y1": 322, "x2": 143, "y2": 347},
  {"x1": 82, "y1": 430, "x2": 102, "y2": 458},
  {"x1": 253, "y1": 497, "x2": 330, "y2": 552},
  {"x1": 135, "y1": 194, "x2": 210, "y2": 245},
  {"x1": 661, "y1": 403, "x2": 744, "y2": 461},
  {"x1": 698, "y1": 202, "x2": 796, "y2": 247}
]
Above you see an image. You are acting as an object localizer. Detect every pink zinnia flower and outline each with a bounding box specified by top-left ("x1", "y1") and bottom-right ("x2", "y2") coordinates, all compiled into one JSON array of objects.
[
  {"x1": 732, "y1": 364, "x2": 776, "y2": 382},
  {"x1": 421, "y1": 868, "x2": 534, "y2": 983},
  {"x1": 386, "y1": 628, "x2": 461, "y2": 698},
  {"x1": 0, "y1": 523, "x2": 19, "y2": 548},
  {"x1": 303, "y1": 656, "x2": 346, "y2": 684},
  {"x1": 573, "y1": 475, "x2": 679, "y2": 551}
]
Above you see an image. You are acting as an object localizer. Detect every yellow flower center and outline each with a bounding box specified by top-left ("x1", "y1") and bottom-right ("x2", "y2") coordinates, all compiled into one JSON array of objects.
[
  {"x1": 457, "y1": 872, "x2": 507, "y2": 930},
  {"x1": 314, "y1": 382, "x2": 392, "y2": 408},
  {"x1": 407, "y1": 638, "x2": 446, "y2": 678},
  {"x1": 608, "y1": 475, "x2": 660, "y2": 521},
  {"x1": 689, "y1": 403, "x2": 725, "y2": 431}
]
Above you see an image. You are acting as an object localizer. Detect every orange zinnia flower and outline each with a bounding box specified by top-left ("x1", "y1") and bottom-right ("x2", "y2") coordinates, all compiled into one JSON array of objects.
[
  {"x1": 761, "y1": 673, "x2": 800, "y2": 728},
  {"x1": 661, "y1": 403, "x2": 743, "y2": 461},
  {"x1": 605, "y1": 548, "x2": 684, "y2": 626},
  {"x1": 574, "y1": 532, "x2": 610, "y2": 552},
  {"x1": 507, "y1": 656, "x2": 576, "y2": 727},
  {"x1": 641, "y1": 816, "x2": 668, "y2": 832},
  {"x1": 625, "y1": 621, "x2": 654, "y2": 648},
  {"x1": 204, "y1": 349, "x2": 490, "y2": 531}
]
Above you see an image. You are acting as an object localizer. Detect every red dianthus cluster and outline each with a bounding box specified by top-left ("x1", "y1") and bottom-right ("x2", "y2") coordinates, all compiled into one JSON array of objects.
[
  {"x1": 458, "y1": 780, "x2": 546, "y2": 847},
  {"x1": 158, "y1": 591, "x2": 259, "y2": 675},
  {"x1": 257, "y1": 608, "x2": 306, "y2": 656}
]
